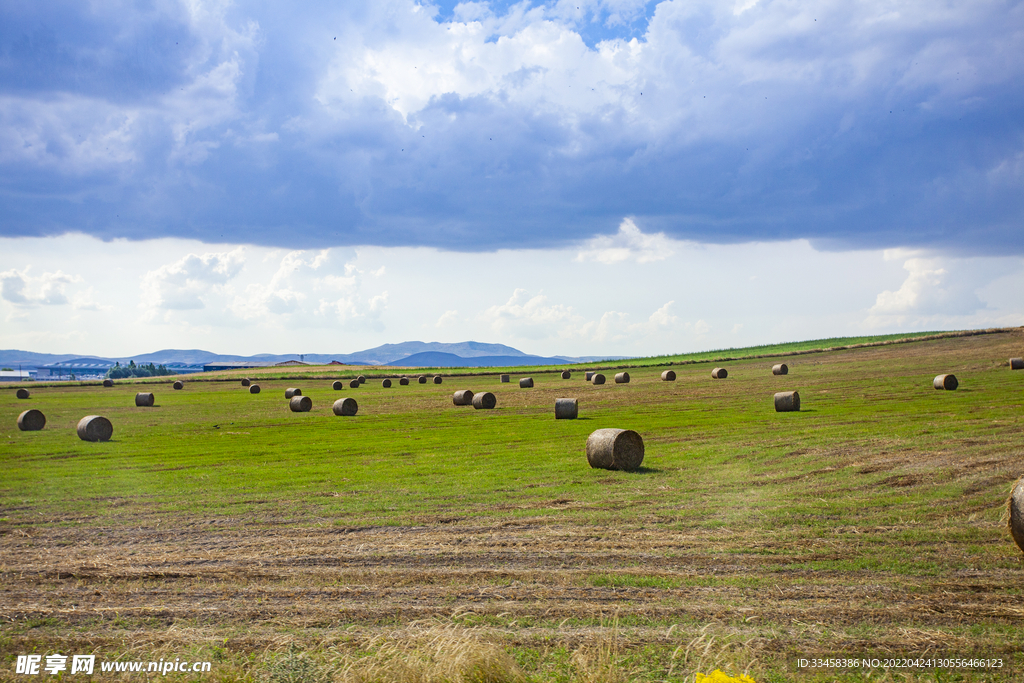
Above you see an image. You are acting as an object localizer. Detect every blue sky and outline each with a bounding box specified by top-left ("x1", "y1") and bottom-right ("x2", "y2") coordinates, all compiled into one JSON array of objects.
[{"x1": 1, "y1": 0, "x2": 1022, "y2": 356}]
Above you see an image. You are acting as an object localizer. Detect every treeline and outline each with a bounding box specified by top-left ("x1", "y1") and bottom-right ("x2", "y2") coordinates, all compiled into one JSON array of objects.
[{"x1": 105, "y1": 361, "x2": 174, "y2": 379}]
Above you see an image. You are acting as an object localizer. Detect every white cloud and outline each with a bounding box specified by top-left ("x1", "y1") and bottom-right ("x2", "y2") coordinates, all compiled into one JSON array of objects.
[
  {"x1": 870, "y1": 250, "x2": 984, "y2": 317},
  {"x1": 0, "y1": 268, "x2": 80, "y2": 307},
  {"x1": 141, "y1": 248, "x2": 247, "y2": 312},
  {"x1": 436, "y1": 309, "x2": 459, "y2": 327},
  {"x1": 575, "y1": 218, "x2": 676, "y2": 264},
  {"x1": 481, "y1": 288, "x2": 583, "y2": 340}
]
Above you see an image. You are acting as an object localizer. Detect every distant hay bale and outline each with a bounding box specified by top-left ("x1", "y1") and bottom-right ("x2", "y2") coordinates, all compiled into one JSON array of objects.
[
  {"x1": 399, "y1": 378, "x2": 409, "y2": 385},
  {"x1": 17, "y1": 409, "x2": 45, "y2": 431},
  {"x1": 614, "y1": 372, "x2": 630, "y2": 384},
  {"x1": 1009, "y1": 476, "x2": 1024, "y2": 554},
  {"x1": 173, "y1": 380, "x2": 184, "y2": 390},
  {"x1": 357, "y1": 375, "x2": 366, "y2": 384},
  {"x1": 241, "y1": 378, "x2": 251, "y2": 387},
  {"x1": 772, "y1": 364, "x2": 788, "y2": 376},
  {"x1": 585, "y1": 371, "x2": 595, "y2": 381},
  {"x1": 1010, "y1": 358, "x2": 1023, "y2": 370},
  {"x1": 774, "y1": 390, "x2": 800, "y2": 412},
  {"x1": 77, "y1": 415, "x2": 113, "y2": 442},
  {"x1": 382, "y1": 379, "x2": 392, "y2": 388},
  {"x1": 500, "y1": 374, "x2": 510, "y2": 383},
  {"x1": 472, "y1": 392, "x2": 496, "y2": 409},
  {"x1": 16, "y1": 388, "x2": 29, "y2": 399},
  {"x1": 933, "y1": 374, "x2": 959, "y2": 390},
  {"x1": 660, "y1": 370, "x2": 676, "y2": 381},
  {"x1": 285, "y1": 388, "x2": 302, "y2": 398},
  {"x1": 453, "y1": 389, "x2": 475, "y2": 406},
  {"x1": 349, "y1": 379, "x2": 360, "y2": 388},
  {"x1": 332, "y1": 380, "x2": 343, "y2": 390},
  {"x1": 418, "y1": 376, "x2": 428, "y2": 384},
  {"x1": 289, "y1": 395, "x2": 312, "y2": 412},
  {"x1": 332, "y1": 397, "x2": 358, "y2": 416},
  {"x1": 591, "y1": 373, "x2": 606, "y2": 385},
  {"x1": 711, "y1": 367, "x2": 728, "y2": 379},
  {"x1": 555, "y1": 398, "x2": 578, "y2": 420},
  {"x1": 249, "y1": 385, "x2": 261, "y2": 394},
  {"x1": 561, "y1": 370, "x2": 571, "y2": 379},
  {"x1": 519, "y1": 377, "x2": 534, "y2": 388},
  {"x1": 102, "y1": 379, "x2": 114, "y2": 387},
  {"x1": 586, "y1": 428, "x2": 644, "y2": 472},
  {"x1": 433, "y1": 375, "x2": 443, "y2": 385},
  {"x1": 135, "y1": 392, "x2": 155, "y2": 407}
]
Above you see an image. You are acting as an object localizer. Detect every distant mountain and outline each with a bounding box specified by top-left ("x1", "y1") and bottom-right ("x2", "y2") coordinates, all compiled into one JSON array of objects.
[{"x1": 386, "y1": 352, "x2": 568, "y2": 368}]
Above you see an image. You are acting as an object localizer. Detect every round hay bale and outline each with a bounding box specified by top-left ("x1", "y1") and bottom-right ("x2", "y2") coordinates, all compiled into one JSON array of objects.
[
  {"x1": 555, "y1": 398, "x2": 578, "y2": 420},
  {"x1": 933, "y1": 374, "x2": 958, "y2": 390},
  {"x1": 285, "y1": 388, "x2": 302, "y2": 398},
  {"x1": 419, "y1": 376, "x2": 428, "y2": 384},
  {"x1": 519, "y1": 377, "x2": 534, "y2": 388},
  {"x1": 1011, "y1": 357, "x2": 1024, "y2": 370},
  {"x1": 472, "y1": 392, "x2": 496, "y2": 409},
  {"x1": 586, "y1": 428, "x2": 644, "y2": 472},
  {"x1": 332, "y1": 397, "x2": 358, "y2": 416},
  {"x1": 249, "y1": 384, "x2": 261, "y2": 394},
  {"x1": 399, "y1": 377, "x2": 409, "y2": 386},
  {"x1": 16, "y1": 388, "x2": 29, "y2": 399},
  {"x1": 349, "y1": 379, "x2": 360, "y2": 388},
  {"x1": 332, "y1": 380, "x2": 343, "y2": 390},
  {"x1": 241, "y1": 378, "x2": 251, "y2": 387},
  {"x1": 774, "y1": 390, "x2": 800, "y2": 412},
  {"x1": 660, "y1": 370, "x2": 676, "y2": 381},
  {"x1": 357, "y1": 375, "x2": 366, "y2": 384},
  {"x1": 1009, "y1": 476, "x2": 1024, "y2": 554},
  {"x1": 173, "y1": 380, "x2": 184, "y2": 390},
  {"x1": 135, "y1": 392, "x2": 155, "y2": 407},
  {"x1": 585, "y1": 371, "x2": 595, "y2": 381},
  {"x1": 102, "y1": 379, "x2": 114, "y2": 387},
  {"x1": 500, "y1": 374, "x2": 510, "y2": 383},
  {"x1": 772, "y1": 364, "x2": 788, "y2": 376},
  {"x1": 77, "y1": 415, "x2": 113, "y2": 442},
  {"x1": 453, "y1": 389, "x2": 475, "y2": 406},
  {"x1": 382, "y1": 379, "x2": 392, "y2": 388},
  {"x1": 711, "y1": 367, "x2": 728, "y2": 379},
  {"x1": 591, "y1": 373, "x2": 606, "y2": 385},
  {"x1": 561, "y1": 370, "x2": 571, "y2": 379},
  {"x1": 289, "y1": 395, "x2": 312, "y2": 412},
  {"x1": 614, "y1": 372, "x2": 630, "y2": 384},
  {"x1": 433, "y1": 375, "x2": 443, "y2": 385},
  {"x1": 17, "y1": 409, "x2": 46, "y2": 431}
]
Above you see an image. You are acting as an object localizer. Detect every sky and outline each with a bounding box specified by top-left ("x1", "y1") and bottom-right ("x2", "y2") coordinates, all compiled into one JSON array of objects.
[{"x1": 1, "y1": 0, "x2": 1022, "y2": 358}]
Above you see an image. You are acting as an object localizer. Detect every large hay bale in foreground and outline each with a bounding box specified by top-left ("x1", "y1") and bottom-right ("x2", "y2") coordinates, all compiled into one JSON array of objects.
[
  {"x1": 289, "y1": 395, "x2": 312, "y2": 412},
  {"x1": 135, "y1": 392, "x2": 155, "y2": 407},
  {"x1": 472, "y1": 392, "x2": 496, "y2": 409},
  {"x1": 349, "y1": 379, "x2": 360, "y2": 388},
  {"x1": 591, "y1": 373, "x2": 606, "y2": 385},
  {"x1": 241, "y1": 378, "x2": 251, "y2": 387},
  {"x1": 249, "y1": 384, "x2": 261, "y2": 394},
  {"x1": 561, "y1": 370, "x2": 571, "y2": 379},
  {"x1": 772, "y1": 364, "x2": 788, "y2": 376},
  {"x1": 419, "y1": 376, "x2": 428, "y2": 384},
  {"x1": 660, "y1": 370, "x2": 675, "y2": 381},
  {"x1": 17, "y1": 409, "x2": 45, "y2": 431},
  {"x1": 933, "y1": 374, "x2": 958, "y2": 390},
  {"x1": 500, "y1": 374, "x2": 510, "y2": 383},
  {"x1": 433, "y1": 375, "x2": 443, "y2": 385},
  {"x1": 555, "y1": 398, "x2": 578, "y2": 420},
  {"x1": 586, "y1": 428, "x2": 644, "y2": 472},
  {"x1": 614, "y1": 372, "x2": 630, "y2": 384},
  {"x1": 173, "y1": 380, "x2": 184, "y2": 390},
  {"x1": 1009, "y1": 476, "x2": 1024, "y2": 554},
  {"x1": 102, "y1": 379, "x2": 114, "y2": 387},
  {"x1": 711, "y1": 367, "x2": 728, "y2": 379},
  {"x1": 332, "y1": 397, "x2": 358, "y2": 416},
  {"x1": 399, "y1": 378, "x2": 409, "y2": 385},
  {"x1": 332, "y1": 380, "x2": 343, "y2": 390},
  {"x1": 585, "y1": 371, "x2": 595, "y2": 381},
  {"x1": 519, "y1": 377, "x2": 534, "y2": 388},
  {"x1": 16, "y1": 388, "x2": 29, "y2": 399},
  {"x1": 77, "y1": 415, "x2": 113, "y2": 442},
  {"x1": 285, "y1": 388, "x2": 302, "y2": 398},
  {"x1": 1011, "y1": 358, "x2": 1024, "y2": 370},
  {"x1": 382, "y1": 379, "x2": 392, "y2": 388},
  {"x1": 453, "y1": 389, "x2": 474, "y2": 406},
  {"x1": 774, "y1": 391, "x2": 800, "y2": 412}
]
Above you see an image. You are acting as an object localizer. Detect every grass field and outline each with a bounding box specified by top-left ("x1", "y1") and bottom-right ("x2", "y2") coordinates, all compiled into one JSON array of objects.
[{"x1": 2, "y1": 328, "x2": 1023, "y2": 682}]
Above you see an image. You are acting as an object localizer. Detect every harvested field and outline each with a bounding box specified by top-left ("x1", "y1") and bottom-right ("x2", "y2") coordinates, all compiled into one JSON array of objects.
[{"x1": 2, "y1": 329, "x2": 1024, "y2": 682}]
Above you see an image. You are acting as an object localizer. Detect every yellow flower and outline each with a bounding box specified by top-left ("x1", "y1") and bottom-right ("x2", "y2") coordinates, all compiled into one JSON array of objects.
[{"x1": 695, "y1": 670, "x2": 756, "y2": 683}]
